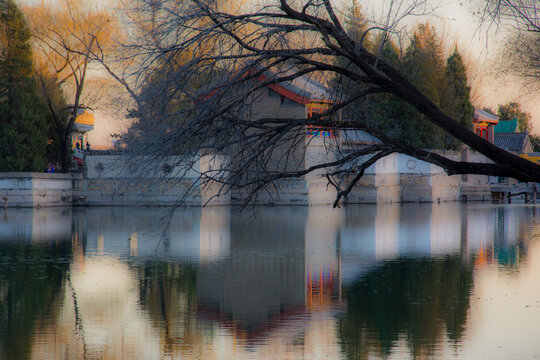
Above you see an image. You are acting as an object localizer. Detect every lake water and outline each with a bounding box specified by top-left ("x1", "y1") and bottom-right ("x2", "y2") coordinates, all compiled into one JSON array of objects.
[{"x1": 0, "y1": 203, "x2": 539, "y2": 359}]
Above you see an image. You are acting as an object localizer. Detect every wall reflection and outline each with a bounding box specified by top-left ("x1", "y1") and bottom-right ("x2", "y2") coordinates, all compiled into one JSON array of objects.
[
  {"x1": 0, "y1": 207, "x2": 72, "y2": 242},
  {"x1": 0, "y1": 204, "x2": 536, "y2": 359}
]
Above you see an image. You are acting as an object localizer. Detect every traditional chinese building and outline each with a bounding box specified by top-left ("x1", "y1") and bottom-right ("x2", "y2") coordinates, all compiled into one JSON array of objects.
[
  {"x1": 201, "y1": 65, "x2": 338, "y2": 182},
  {"x1": 473, "y1": 108, "x2": 499, "y2": 143},
  {"x1": 492, "y1": 118, "x2": 534, "y2": 155},
  {"x1": 71, "y1": 109, "x2": 95, "y2": 167},
  {"x1": 494, "y1": 132, "x2": 534, "y2": 154}
]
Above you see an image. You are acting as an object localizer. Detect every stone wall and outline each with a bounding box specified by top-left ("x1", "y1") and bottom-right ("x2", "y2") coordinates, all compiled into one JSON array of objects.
[
  {"x1": 77, "y1": 177, "x2": 202, "y2": 206},
  {"x1": 0, "y1": 151, "x2": 499, "y2": 208},
  {"x1": 0, "y1": 173, "x2": 80, "y2": 208},
  {"x1": 231, "y1": 180, "x2": 308, "y2": 206},
  {"x1": 78, "y1": 155, "x2": 204, "y2": 206}
]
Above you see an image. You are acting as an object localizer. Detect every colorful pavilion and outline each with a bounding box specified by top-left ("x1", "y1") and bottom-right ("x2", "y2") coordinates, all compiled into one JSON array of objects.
[{"x1": 473, "y1": 108, "x2": 499, "y2": 143}]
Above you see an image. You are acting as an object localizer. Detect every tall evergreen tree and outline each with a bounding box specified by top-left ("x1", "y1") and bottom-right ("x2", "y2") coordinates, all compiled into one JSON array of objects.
[
  {"x1": 402, "y1": 23, "x2": 449, "y2": 149},
  {"x1": 445, "y1": 49, "x2": 474, "y2": 128},
  {"x1": 36, "y1": 72, "x2": 69, "y2": 167},
  {"x1": 335, "y1": 18, "x2": 476, "y2": 151},
  {"x1": 0, "y1": 0, "x2": 48, "y2": 172},
  {"x1": 364, "y1": 39, "x2": 428, "y2": 145},
  {"x1": 404, "y1": 24, "x2": 447, "y2": 108},
  {"x1": 444, "y1": 48, "x2": 474, "y2": 148},
  {"x1": 335, "y1": 6, "x2": 414, "y2": 142},
  {"x1": 333, "y1": 0, "x2": 370, "y2": 102}
]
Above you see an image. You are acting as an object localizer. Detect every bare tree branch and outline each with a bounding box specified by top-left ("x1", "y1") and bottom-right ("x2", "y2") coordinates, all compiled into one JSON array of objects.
[{"x1": 102, "y1": 0, "x2": 539, "y2": 205}]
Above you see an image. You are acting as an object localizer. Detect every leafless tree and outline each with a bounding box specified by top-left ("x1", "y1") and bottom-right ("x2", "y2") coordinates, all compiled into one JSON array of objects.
[
  {"x1": 108, "y1": 0, "x2": 539, "y2": 206},
  {"x1": 483, "y1": 0, "x2": 539, "y2": 32},
  {"x1": 483, "y1": 0, "x2": 539, "y2": 83},
  {"x1": 26, "y1": 0, "x2": 117, "y2": 172}
]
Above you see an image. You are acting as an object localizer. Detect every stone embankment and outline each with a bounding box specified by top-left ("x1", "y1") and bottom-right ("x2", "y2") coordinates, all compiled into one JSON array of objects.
[{"x1": 0, "y1": 153, "x2": 535, "y2": 207}]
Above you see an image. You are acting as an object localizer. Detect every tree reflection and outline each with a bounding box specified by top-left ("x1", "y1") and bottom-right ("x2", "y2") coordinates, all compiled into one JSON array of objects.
[
  {"x1": 338, "y1": 255, "x2": 473, "y2": 359},
  {"x1": 0, "y1": 240, "x2": 72, "y2": 360}
]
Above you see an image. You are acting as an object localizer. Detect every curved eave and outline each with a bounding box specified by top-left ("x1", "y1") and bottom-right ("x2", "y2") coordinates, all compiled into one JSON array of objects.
[{"x1": 73, "y1": 123, "x2": 94, "y2": 133}]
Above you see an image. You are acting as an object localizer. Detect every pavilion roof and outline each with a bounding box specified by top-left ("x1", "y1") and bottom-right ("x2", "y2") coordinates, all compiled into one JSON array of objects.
[
  {"x1": 474, "y1": 108, "x2": 499, "y2": 124},
  {"x1": 257, "y1": 65, "x2": 333, "y2": 104},
  {"x1": 494, "y1": 132, "x2": 532, "y2": 153},
  {"x1": 494, "y1": 119, "x2": 519, "y2": 133}
]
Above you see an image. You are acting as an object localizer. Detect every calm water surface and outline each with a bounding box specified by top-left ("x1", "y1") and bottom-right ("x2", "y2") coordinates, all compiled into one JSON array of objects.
[{"x1": 0, "y1": 203, "x2": 539, "y2": 359}]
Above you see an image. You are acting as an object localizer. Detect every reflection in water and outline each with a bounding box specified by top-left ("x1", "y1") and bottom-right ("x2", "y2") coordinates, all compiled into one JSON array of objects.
[
  {"x1": 197, "y1": 207, "x2": 307, "y2": 339},
  {"x1": 339, "y1": 256, "x2": 473, "y2": 359},
  {"x1": 0, "y1": 204, "x2": 537, "y2": 359},
  {"x1": 0, "y1": 208, "x2": 72, "y2": 360}
]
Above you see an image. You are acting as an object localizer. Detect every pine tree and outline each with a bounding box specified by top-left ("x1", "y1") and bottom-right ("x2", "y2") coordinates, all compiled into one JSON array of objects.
[
  {"x1": 0, "y1": 0, "x2": 48, "y2": 172},
  {"x1": 335, "y1": 19, "x2": 474, "y2": 150},
  {"x1": 365, "y1": 39, "x2": 428, "y2": 146},
  {"x1": 404, "y1": 24, "x2": 447, "y2": 108},
  {"x1": 37, "y1": 72, "x2": 69, "y2": 166},
  {"x1": 402, "y1": 23, "x2": 448, "y2": 148},
  {"x1": 445, "y1": 49, "x2": 474, "y2": 130}
]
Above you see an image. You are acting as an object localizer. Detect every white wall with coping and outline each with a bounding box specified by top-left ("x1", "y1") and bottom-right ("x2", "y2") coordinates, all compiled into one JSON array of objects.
[
  {"x1": 342, "y1": 152, "x2": 487, "y2": 204},
  {"x1": 85, "y1": 155, "x2": 200, "y2": 179},
  {"x1": 80, "y1": 155, "x2": 230, "y2": 206},
  {"x1": 0, "y1": 150, "x2": 496, "y2": 207},
  {"x1": 231, "y1": 180, "x2": 309, "y2": 206},
  {"x1": 200, "y1": 155, "x2": 231, "y2": 206},
  {"x1": 239, "y1": 150, "x2": 492, "y2": 205},
  {"x1": 81, "y1": 155, "x2": 201, "y2": 206},
  {"x1": 0, "y1": 173, "x2": 80, "y2": 208}
]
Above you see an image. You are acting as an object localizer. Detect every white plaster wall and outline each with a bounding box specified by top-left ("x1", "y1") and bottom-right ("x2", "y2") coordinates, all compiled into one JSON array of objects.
[
  {"x1": 200, "y1": 154, "x2": 231, "y2": 205},
  {"x1": 85, "y1": 155, "x2": 200, "y2": 179},
  {"x1": 363, "y1": 153, "x2": 435, "y2": 176},
  {"x1": 0, "y1": 173, "x2": 77, "y2": 208},
  {"x1": 395, "y1": 154, "x2": 434, "y2": 174},
  {"x1": 467, "y1": 151, "x2": 495, "y2": 185},
  {"x1": 0, "y1": 148, "x2": 498, "y2": 207},
  {"x1": 0, "y1": 177, "x2": 33, "y2": 190},
  {"x1": 82, "y1": 155, "x2": 207, "y2": 206},
  {"x1": 431, "y1": 172, "x2": 461, "y2": 202},
  {"x1": 308, "y1": 179, "x2": 338, "y2": 205}
]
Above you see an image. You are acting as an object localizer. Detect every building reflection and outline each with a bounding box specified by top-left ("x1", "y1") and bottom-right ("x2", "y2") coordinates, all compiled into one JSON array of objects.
[
  {"x1": 196, "y1": 207, "x2": 308, "y2": 340},
  {"x1": 0, "y1": 203, "x2": 533, "y2": 359},
  {"x1": 463, "y1": 205, "x2": 532, "y2": 269},
  {"x1": 336, "y1": 204, "x2": 536, "y2": 360},
  {"x1": 305, "y1": 206, "x2": 342, "y2": 310}
]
